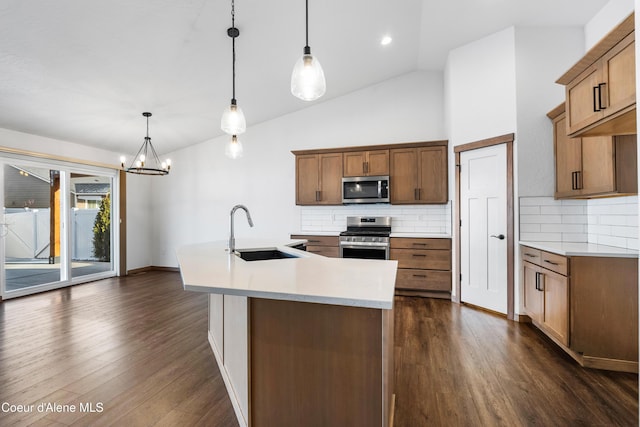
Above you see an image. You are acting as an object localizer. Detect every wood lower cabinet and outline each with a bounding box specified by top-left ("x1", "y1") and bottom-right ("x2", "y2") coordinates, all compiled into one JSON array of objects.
[
  {"x1": 521, "y1": 245, "x2": 638, "y2": 372},
  {"x1": 295, "y1": 153, "x2": 343, "y2": 205},
  {"x1": 343, "y1": 149, "x2": 389, "y2": 176},
  {"x1": 391, "y1": 237, "x2": 451, "y2": 297},
  {"x1": 548, "y1": 105, "x2": 637, "y2": 199},
  {"x1": 290, "y1": 234, "x2": 339, "y2": 258},
  {"x1": 558, "y1": 14, "x2": 636, "y2": 137},
  {"x1": 390, "y1": 146, "x2": 448, "y2": 204},
  {"x1": 521, "y1": 246, "x2": 569, "y2": 346}
]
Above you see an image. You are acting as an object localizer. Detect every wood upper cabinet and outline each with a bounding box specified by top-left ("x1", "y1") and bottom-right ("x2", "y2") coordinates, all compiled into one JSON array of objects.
[
  {"x1": 390, "y1": 145, "x2": 447, "y2": 204},
  {"x1": 549, "y1": 105, "x2": 637, "y2": 199},
  {"x1": 559, "y1": 14, "x2": 636, "y2": 137},
  {"x1": 295, "y1": 153, "x2": 342, "y2": 205},
  {"x1": 343, "y1": 149, "x2": 389, "y2": 177}
]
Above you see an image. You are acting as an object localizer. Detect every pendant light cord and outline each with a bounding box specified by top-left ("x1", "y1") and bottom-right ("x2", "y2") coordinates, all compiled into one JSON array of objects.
[
  {"x1": 305, "y1": 0, "x2": 309, "y2": 48},
  {"x1": 231, "y1": 0, "x2": 236, "y2": 102}
]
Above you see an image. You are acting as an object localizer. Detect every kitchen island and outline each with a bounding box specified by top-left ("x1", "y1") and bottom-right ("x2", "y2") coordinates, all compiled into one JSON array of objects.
[{"x1": 177, "y1": 240, "x2": 398, "y2": 427}]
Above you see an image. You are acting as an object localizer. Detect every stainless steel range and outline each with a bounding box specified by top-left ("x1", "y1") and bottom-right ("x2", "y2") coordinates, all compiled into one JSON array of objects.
[{"x1": 339, "y1": 216, "x2": 391, "y2": 260}]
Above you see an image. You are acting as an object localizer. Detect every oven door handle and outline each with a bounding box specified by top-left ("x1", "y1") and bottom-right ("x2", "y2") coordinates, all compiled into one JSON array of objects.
[{"x1": 339, "y1": 243, "x2": 389, "y2": 250}]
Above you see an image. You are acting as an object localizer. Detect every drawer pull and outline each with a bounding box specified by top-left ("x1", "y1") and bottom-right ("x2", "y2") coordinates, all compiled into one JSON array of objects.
[
  {"x1": 524, "y1": 253, "x2": 537, "y2": 258},
  {"x1": 412, "y1": 254, "x2": 427, "y2": 258},
  {"x1": 308, "y1": 240, "x2": 320, "y2": 243},
  {"x1": 412, "y1": 243, "x2": 427, "y2": 246},
  {"x1": 544, "y1": 260, "x2": 559, "y2": 266},
  {"x1": 412, "y1": 274, "x2": 427, "y2": 278}
]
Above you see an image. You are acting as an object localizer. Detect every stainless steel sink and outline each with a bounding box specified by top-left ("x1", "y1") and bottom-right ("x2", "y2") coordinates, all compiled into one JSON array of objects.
[{"x1": 235, "y1": 249, "x2": 299, "y2": 262}]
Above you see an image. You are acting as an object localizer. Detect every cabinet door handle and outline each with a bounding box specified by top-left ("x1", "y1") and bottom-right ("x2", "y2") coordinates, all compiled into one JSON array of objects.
[
  {"x1": 593, "y1": 85, "x2": 600, "y2": 112},
  {"x1": 598, "y1": 83, "x2": 607, "y2": 110},
  {"x1": 535, "y1": 272, "x2": 539, "y2": 291},
  {"x1": 571, "y1": 171, "x2": 577, "y2": 190},
  {"x1": 576, "y1": 171, "x2": 582, "y2": 190},
  {"x1": 414, "y1": 188, "x2": 419, "y2": 200},
  {"x1": 315, "y1": 190, "x2": 321, "y2": 202},
  {"x1": 538, "y1": 273, "x2": 544, "y2": 292}
]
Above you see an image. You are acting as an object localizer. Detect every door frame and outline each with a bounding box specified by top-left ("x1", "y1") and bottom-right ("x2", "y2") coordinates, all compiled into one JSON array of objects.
[{"x1": 454, "y1": 133, "x2": 515, "y2": 320}]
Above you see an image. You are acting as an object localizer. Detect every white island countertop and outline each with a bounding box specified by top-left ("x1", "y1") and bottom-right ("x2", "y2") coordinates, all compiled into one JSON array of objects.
[
  {"x1": 176, "y1": 239, "x2": 398, "y2": 309},
  {"x1": 520, "y1": 241, "x2": 638, "y2": 258}
]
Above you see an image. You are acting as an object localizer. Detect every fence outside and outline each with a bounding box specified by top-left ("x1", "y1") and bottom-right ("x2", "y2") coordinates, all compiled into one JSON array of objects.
[{"x1": 5, "y1": 208, "x2": 101, "y2": 261}]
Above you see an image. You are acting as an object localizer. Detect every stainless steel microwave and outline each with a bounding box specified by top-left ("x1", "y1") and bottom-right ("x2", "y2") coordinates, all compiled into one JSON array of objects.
[{"x1": 342, "y1": 175, "x2": 390, "y2": 204}]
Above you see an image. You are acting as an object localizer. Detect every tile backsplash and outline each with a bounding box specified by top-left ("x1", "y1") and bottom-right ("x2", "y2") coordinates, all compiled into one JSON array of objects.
[
  {"x1": 519, "y1": 196, "x2": 638, "y2": 250},
  {"x1": 299, "y1": 203, "x2": 452, "y2": 235}
]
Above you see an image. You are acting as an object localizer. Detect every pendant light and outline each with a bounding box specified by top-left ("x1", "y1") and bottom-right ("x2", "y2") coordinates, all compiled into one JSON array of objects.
[
  {"x1": 291, "y1": 0, "x2": 326, "y2": 101},
  {"x1": 121, "y1": 112, "x2": 171, "y2": 175},
  {"x1": 225, "y1": 135, "x2": 243, "y2": 159},
  {"x1": 221, "y1": 0, "x2": 246, "y2": 136}
]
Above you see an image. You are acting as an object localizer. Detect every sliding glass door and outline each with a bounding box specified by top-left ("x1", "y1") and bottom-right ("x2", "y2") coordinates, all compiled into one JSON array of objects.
[
  {"x1": 70, "y1": 173, "x2": 113, "y2": 279},
  {"x1": 3, "y1": 164, "x2": 63, "y2": 292},
  {"x1": 1, "y1": 158, "x2": 118, "y2": 298}
]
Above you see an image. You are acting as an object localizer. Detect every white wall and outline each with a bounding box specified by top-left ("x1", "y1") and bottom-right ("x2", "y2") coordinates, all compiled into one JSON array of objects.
[
  {"x1": 150, "y1": 71, "x2": 446, "y2": 267},
  {"x1": 445, "y1": 27, "x2": 518, "y2": 147},
  {"x1": 514, "y1": 27, "x2": 584, "y2": 197},
  {"x1": 586, "y1": 0, "x2": 634, "y2": 49}
]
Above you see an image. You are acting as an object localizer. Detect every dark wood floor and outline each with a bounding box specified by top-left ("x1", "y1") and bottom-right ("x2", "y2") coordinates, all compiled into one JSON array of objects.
[{"x1": 0, "y1": 272, "x2": 636, "y2": 426}]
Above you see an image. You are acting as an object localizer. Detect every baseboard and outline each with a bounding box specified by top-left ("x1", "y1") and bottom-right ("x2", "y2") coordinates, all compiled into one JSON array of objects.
[
  {"x1": 394, "y1": 290, "x2": 452, "y2": 300},
  {"x1": 582, "y1": 356, "x2": 639, "y2": 373},
  {"x1": 514, "y1": 313, "x2": 532, "y2": 323},
  {"x1": 127, "y1": 266, "x2": 180, "y2": 275}
]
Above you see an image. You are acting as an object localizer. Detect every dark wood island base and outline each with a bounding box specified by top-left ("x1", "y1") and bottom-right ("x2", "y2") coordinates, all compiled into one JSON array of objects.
[{"x1": 249, "y1": 298, "x2": 395, "y2": 427}]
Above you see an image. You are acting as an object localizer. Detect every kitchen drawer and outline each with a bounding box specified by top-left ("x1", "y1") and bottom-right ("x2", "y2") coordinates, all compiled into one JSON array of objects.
[
  {"x1": 540, "y1": 251, "x2": 568, "y2": 276},
  {"x1": 390, "y1": 238, "x2": 451, "y2": 250},
  {"x1": 390, "y1": 249, "x2": 451, "y2": 270},
  {"x1": 291, "y1": 235, "x2": 339, "y2": 247},
  {"x1": 520, "y1": 246, "x2": 541, "y2": 265},
  {"x1": 396, "y1": 269, "x2": 451, "y2": 292},
  {"x1": 307, "y1": 246, "x2": 340, "y2": 258}
]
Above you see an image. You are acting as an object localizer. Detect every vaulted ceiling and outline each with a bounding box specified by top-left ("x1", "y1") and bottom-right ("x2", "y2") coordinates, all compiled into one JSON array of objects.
[{"x1": 0, "y1": 0, "x2": 608, "y2": 156}]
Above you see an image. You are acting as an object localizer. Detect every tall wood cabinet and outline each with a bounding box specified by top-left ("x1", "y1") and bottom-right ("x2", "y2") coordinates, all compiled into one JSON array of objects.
[
  {"x1": 295, "y1": 153, "x2": 343, "y2": 205},
  {"x1": 389, "y1": 145, "x2": 448, "y2": 204},
  {"x1": 548, "y1": 104, "x2": 637, "y2": 199},
  {"x1": 557, "y1": 13, "x2": 636, "y2": 137},
  {"x1": 343, "y1": 149, "x2": 389, "y2": 177}
]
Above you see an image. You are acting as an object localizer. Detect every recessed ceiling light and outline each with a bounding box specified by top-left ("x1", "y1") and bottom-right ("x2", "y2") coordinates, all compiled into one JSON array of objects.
[{"x1": 381, "y1": 35, "x2": 392, "y2": 46}]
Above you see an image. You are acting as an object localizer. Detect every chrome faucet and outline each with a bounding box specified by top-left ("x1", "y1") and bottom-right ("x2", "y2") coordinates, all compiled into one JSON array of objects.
[{"x1": 229, "y1": 204, "x2": 254, "y2": 253}]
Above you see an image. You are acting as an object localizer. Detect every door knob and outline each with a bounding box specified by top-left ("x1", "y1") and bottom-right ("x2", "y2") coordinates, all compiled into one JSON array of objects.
[{"x1": 490, "y1": 234, "x2": 505, "y2": 240}]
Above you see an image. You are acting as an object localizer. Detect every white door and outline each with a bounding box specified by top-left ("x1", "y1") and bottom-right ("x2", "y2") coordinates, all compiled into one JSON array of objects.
[{"x1": 460, "y1": 144, "x2": 507, "y2": 314}]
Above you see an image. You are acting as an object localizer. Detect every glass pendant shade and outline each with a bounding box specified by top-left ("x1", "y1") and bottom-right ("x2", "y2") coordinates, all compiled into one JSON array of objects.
[
  {"x1": 225, "y1": 135, "x2": 244, "y2": 159},
  {"x1": 291, "y1": 51, "x2": 326, "y2": 101},
  {"x1": 221, "y1": 101, "x2": 246, "y2": 135}
]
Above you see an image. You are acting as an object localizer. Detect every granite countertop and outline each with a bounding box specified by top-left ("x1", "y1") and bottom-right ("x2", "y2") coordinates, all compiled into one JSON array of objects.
[
  {"x1": 520, "y1": 241, "x2": 638, "y2": 258},
  {"x1": 176, "y1": 239, "x2": 398, "y2": 309}
]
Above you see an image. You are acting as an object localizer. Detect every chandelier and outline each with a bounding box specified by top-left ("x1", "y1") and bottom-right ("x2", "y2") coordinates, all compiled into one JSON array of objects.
[{"x1": 121, "y1": 112, "x2": 171, "y2": 175}]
